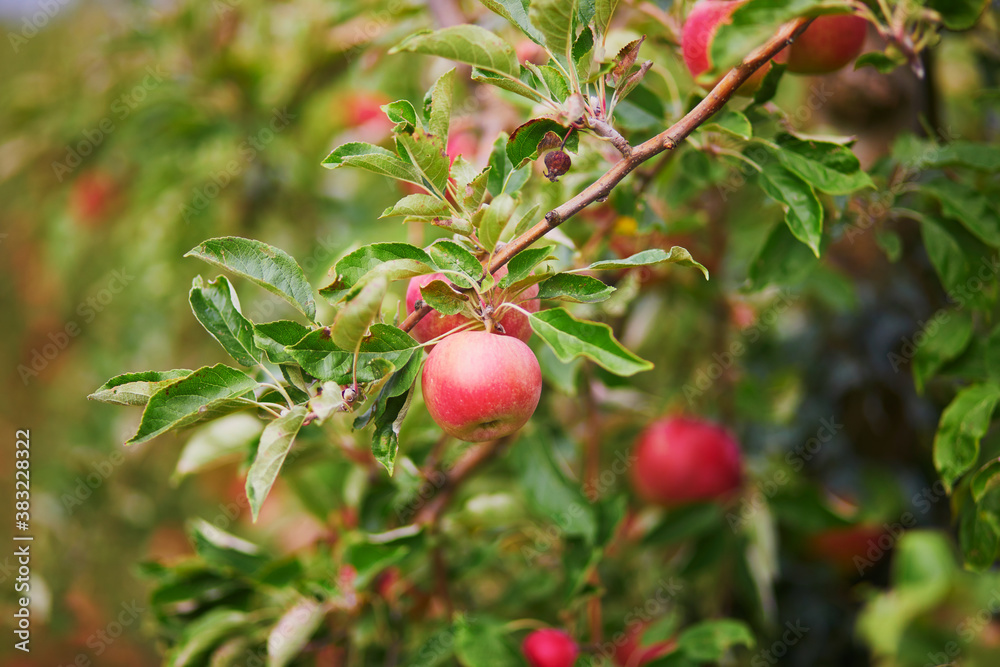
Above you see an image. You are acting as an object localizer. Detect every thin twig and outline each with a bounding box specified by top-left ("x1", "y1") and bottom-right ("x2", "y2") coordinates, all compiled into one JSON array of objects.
[{"x1": 412, "y1": 436, "x2": 513, "y2": 525}]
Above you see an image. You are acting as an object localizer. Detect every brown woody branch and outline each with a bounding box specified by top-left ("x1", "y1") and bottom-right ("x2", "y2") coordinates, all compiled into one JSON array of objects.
[
  {"x1": 412, "y1": 436, "x2": 513, "y2": 525},
  {"x1": 399, "y1": 17, "x2": 812, "y2": 335}
]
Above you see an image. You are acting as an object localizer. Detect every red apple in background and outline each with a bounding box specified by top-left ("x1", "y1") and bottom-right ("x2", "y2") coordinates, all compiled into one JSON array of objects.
[
  {"x1": 405, "y1": 265, "x2": 540, "y2": 345},
  {"x1": 446, "y1": 130, "x2": 479, "y2": 166},
  {"x1": 344, "y1": 91, "x2": 392, "y2": 128},
  {"x1": 421, "y1": 331, "x2": 542, "y2": 442},
  {"x1": 631, "y1": 417, "x2": 743, "y2": 505},
  {"x1": 682, "y1": 0, "x2": 785, "y2": 95},
  {"x1": 613, "y1": 623, "x2": 677, "y2": 667},
  {"x1": 70, "y1": 170, "x2": 120, "y2": 227},
  {"x1": 785, "y1": 14, "x2": 867, "y2": 75},
  {"x1": 516, "y1": 39, "x2": 550, "y2": 66},
  {"x1": 522, "y1": 629, "x2": 579, "y2": 667},
  {"x1": 807, "y1": 523, "x2": 887, "y2": 570}
]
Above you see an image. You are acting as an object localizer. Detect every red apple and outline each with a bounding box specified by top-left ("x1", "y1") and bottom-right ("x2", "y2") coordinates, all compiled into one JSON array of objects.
[
  {"x1": 785, "y1": 14, "x2": 867, "y2": 75},
  {"x1": 405, "y1": 265, "x2": 540, "y2": 345},
  {"x1": 516, "y1": 40, "x2": 550, "y2": 66},
  {"x1": 446, "y1": 130, "x2": 479, "y2": 166},
  {"x1": 613, "y1": 623, "x2": 676, "y2": 667},
  {"x1": 631, "y1": 417, "x2": 743, "y2": 505},
  {"x1": 70, "y1": 170, "x2": 119, "y2": 227},
  {"x1": 421, "y1": 331, "x2": 542, "y2": 442},
  {"x1": 344, "y1": 91, "x2": 392, "y2": 128},
  {"x1": 681, "y1": 0, "x2": 785, "y2": 95},
  {"x1": 807, "y1": 524, "x2": 887, "y2": 570},
  {"x1": 522, "y1": 629, "x2": 579, "y2": 667}
]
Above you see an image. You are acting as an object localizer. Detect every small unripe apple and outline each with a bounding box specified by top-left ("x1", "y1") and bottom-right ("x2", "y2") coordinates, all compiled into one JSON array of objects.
[
  {"x1": 631, "y1": 417, "x2": 743, "y2": 505},
  {"x1": 682, "y1": 0, "x2": 785, "y2": 95},
  {"x1": 522, "y1": 629, "x2": 579, "y2": 667},
  {"x1": 785, "y1": 14, "x2": 867, "y2": 75},
  {"x1": 405, "y1": 266, "x2": 540, "y2": 345},
  {"x1": 421, "y1": 331, "x2": 542, "y2": 442}
]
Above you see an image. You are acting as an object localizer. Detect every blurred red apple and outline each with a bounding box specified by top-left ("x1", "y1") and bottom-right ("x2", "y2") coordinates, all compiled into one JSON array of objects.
[{"x1": 786, "y1": 14, "x2": 867, "y2": 75}]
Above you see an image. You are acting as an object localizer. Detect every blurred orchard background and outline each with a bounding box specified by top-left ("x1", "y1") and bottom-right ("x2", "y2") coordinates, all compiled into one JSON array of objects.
[{"x1": 1, "y1": 0, "x2": 1000, "y2": 666}]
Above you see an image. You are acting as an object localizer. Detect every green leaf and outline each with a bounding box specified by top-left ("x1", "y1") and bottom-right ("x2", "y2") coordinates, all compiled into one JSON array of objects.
[
  {"x1": 417, "y1": 279, "x2": 469, "y2": 315},
  {"x1": 759, "y1": 163, "x2": 824, "y2": 257},
  {"x1": 676, "y1": 619, "x2": 755, "y2": 661},
  {"x1": 288, "y1": 324, "x2": 419, "y2": 386},
  {"x1": 331, "y1": 276, "x2": 388, "y2": 352},
  {"x1": 537, "y1": 273, "x2": 616, "y2": 303},
  {"x1": 397, "y1": 129, "x2": 451, "y2": 195},
  {"x1": 747, "y1": 221, "x2": 819, "y2": 290},
  {"x1": 530, "y1": 0, "x2": 577, "y2": 68},
  {"x1": 172, "y1": 413, "x2": 262, "y2": 482},
  {"x1": 267, "y1": 598, "x2": 327, "y2": 667},
  {"x1": 382, "y1": 100, "x2": 419, "y2": 133},
  {"x1": 189, "y1": 275, "x2": 261, "y2": 367},
  {"x1": 700, "y1": 109, "x2": 752, "y2": 140},
  {"x1": 185, "y1": 237, "x2": 317, "y2": 321},
  {"x1": 472, "y1": 67, "x2": 546, "y2": 104},
  {"x1": 246, "y1": 405, "x2": 308, "y2": 522},
  {"x1": 381, "y1": 194, "x2": 452, "y2": 219},
  {"x1": 594, "y1": 0, "x2": 620, "y2": 37},
  {"x1": 772, "y1": 134, "x2": 874, "y2": 195},
  {"x1": 479, "y1": 0, "x2": 545, "y2": 44},
  {"x1": 321, "y1": 243, "x2": 436, "y2": 303},
  {"x1": 498, "y1": 246, "x2": 554, "y2": 288},
  {"x1": 958, "y1": 486, "x2": 1000, "y2": 571},
  {"x1": 892, "y1": 136, "x2": 1000, "y2": 172},
  {"x1": 917, "y1": 216, "x2": 968, "y2": 295},
  {"x1": 253, "y1": 320, "x2": 312, "y2": 365},
  {"x1": 390, "y1": 26, "x2": 520, "y2": 77},
  {"x1": 531, "y1": 64, "x2": 570, "y2": 102},
  {"x1": 912, "y1": 310, "x2": 974, "y2": 393},
  {"x1": 643, "y1": 503, "x2": 724, "y2": 546},
  {"x1": 479, "y1": 193, "x2": 516, "y2": 253},
  {"x1": 189, "y1": 519, "x2": 269, "y2": 575},
  {"x1": 513, "y1": 432, "x2": 597, "y2": 542},
  {"x1": 507, "y1": 118, "x2": 576, "y2": 167},
  {"x1": 530, "y1": 308, "x2": 653, "y2": 376},
  {"x1": 923, "y1": 178, "x2": 1000, "y2": 248},
  {"x1": 426, "y1": 68, "x2": 455, "y2": 139},
  {"x1": 933, "y1": 383, "x2": 1000, "y2": 491},
  {"x1": 88, "y1": 369, "x2": 193, "y2": 406},
  {"x1": 372, "y1": 388, "x2": 412, "y2": 475},
  {"x1": 166, "y1": 608, "x2": 251, "y2": 667},
  {"x1": 487, "y1": 133, "x2": 531, "y2": 196},
  {"x1": 926, "y1": 0, "x2": 988, "y2": 30},
  {"x1": 428, "y1": 239, "x2": 483, "y2": 284},
  {"x1": 751, "y1": 61, "x2": 786, "y2": 105},
  {"x1": 127, "y1": 365, "x2": 258, "y2": 445},
  {"x1": 972, "y1": 458, "x2": 1000, "y2": 503},
  {"x1": 454, "y1": 615, "x2": 520, "y2": 667},
  {"x1": 573, "y1": 25, "x2": 595, "y2": 81},
  {"x1": 452, "y1": 157, "x2": 491, "y2": 213},
  {"x1": 583, "y1": 247, "x2": 709, "y2": 279},
  {"x1": 855, "y1": 49, "x2": 907, "y2": 73},
  {"x1": 321, "y1": 141, "x2": 423, "y2": 185}
]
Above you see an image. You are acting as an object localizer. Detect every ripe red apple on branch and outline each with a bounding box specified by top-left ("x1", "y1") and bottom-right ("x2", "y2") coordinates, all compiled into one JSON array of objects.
[
  {"x1": 682, "y1": 0, "x2": 785, "y2": 95},
  {"x1": 405, "y1": 266, "x2": 540, "y2": 345},
  {"x1": 421, "y1": 330, "x2": 542, "y2": 442},
  {"x1": 631, "y1": 417, "x2": 743, "y2": 505},
  {"x1": 522, "y1": 628, "x2": 579, "y2": 667},
  {"x1": 785, "y1": 14, "x2": 867, "y2": 75}
]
